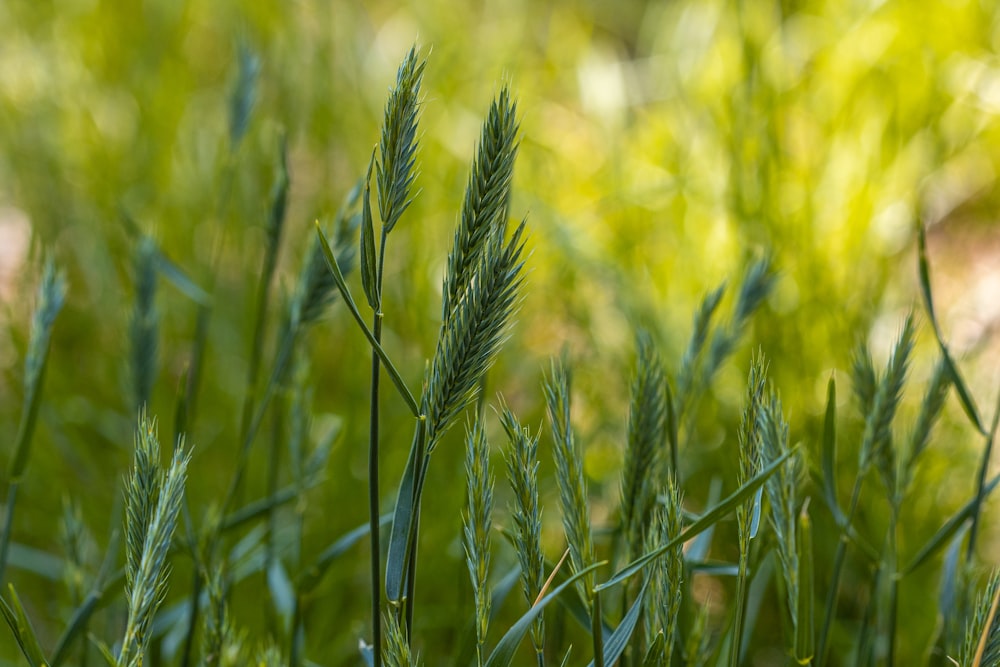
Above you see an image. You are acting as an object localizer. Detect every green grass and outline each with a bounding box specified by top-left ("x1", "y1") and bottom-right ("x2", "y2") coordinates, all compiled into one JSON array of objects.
[{"x1": 3, "y1": 9, "x2": 1000, "y2": 666}]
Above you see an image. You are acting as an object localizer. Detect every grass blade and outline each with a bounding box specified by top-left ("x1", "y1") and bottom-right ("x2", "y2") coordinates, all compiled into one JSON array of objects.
[
  {"x1": 585, "y1": 580, "x2": 647, "y2": 667},
  {"x1": 361, "y1": 151, "x2": 380, "y2": 311},
  {"x1": 917, "y1": 222, "x2": 985, "y2": 435},
  {"x1": 1, "y1": 584, "x2": 45, "y2": 667},
  {"x1": 315, "y1": 222, "x2": 420, "y2": 417},
  {"x1": 902, "y1": 473, "x2": 1000, "y2": 575},
  {"x1": 386, "y1": 428, "x2": 424, "y2": 604},
  {"x1": 484, "y1": 562, "x2": 605, "y2": 667},
  {"x1": 821, "y1": 376, "x2": 838, "y2": 515},
  {"x1": 597, "y1": 447, "x2": 793, "y2": 592}
]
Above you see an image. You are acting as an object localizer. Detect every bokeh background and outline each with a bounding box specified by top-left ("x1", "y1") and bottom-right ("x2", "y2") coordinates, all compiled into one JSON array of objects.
[{"x1": 2, "y1": 0, "x2": 1000, "y2": 664}]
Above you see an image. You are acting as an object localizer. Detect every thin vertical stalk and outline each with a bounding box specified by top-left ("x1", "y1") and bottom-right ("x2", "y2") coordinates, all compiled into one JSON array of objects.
[
  {"x1": 591, "y1": 591, "x2": 606, "y2": 667},
  {"x1": 729, "y1": 553, "x2": 750, "y2": 667},
  {"x1": 885, "y1": 506, "x2": 899, "y2": 666},
  {"x1": 369, "y1": 230, "x2": 388, "y2": 667},
  {"x1": 817, "y1": 471, "x2": 864, "y2": 667}
]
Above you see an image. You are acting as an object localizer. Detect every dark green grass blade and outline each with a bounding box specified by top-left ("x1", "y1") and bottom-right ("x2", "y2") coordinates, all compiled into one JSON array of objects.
[
  {"x1": 821, "y1": 376, "x2": 839, "y2": 514},
  {"x1": 385, "y1": 427, "x2": 424, "y2": 604},
  {"x1": 1, "y1": 585, "x2": 45, "y2": 667},
  {"x1": 902, "y1": 473, "x2": 1000, "y2": 575},
  {"x1": 316, "y1": 223, "x2": 420, "y2": 416},
  {"x1": 360, "y1": 151, "x2": 380, "y2": 311},
  {"x1": 484, "y1": 562, "x2": 605, "y2": 667},
  {"x1": 917, "y1": 222, "x2": 985, "y2": 435},
  {"x1": 586, "y1": 580, "x2": 647, "y2": 667},
  {"x1": 597, "y1": 448, "x2": 793, "y2": 592}
]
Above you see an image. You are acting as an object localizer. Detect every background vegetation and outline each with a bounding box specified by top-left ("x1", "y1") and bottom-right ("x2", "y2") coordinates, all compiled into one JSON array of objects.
[{"x1": 2, "y1": 0, "x2": 1000, "y2": 664}]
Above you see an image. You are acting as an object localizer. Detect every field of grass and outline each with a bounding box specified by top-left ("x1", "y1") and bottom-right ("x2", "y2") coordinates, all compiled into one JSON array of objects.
[{"x1": 3, "y1": 1, "x2": 1000, "y2": 665}]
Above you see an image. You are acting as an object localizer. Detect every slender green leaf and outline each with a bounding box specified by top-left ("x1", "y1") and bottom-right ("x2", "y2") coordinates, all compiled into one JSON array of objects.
[
  {"x1": 315, "y1": 222, "x2": 420, "y2": 417},
  {"x1": 597, "y1": 448, "x2": 793, "y2": 592},
  {"x1": 585, "y1": 580, "x2": 647, "y2": 667},
  {"x1": 821, "y1": 376, "x2": 838, "y2": 513},
  {"x1": 360, "y1": 151, "x2": 380, "y2": 311},
  {"x1": 386, "y1": 429, "x2": 423, "y2": 603},
  {"x1": 484, "y1": 562, "x2": 605, "y2": 667},
  {"x1": 153, "y1": 249, "x2": 211, "y2": 306},
  {"x1": 902, "y1": 473, "x2": 1000, "y2": 575},
  {"x1": 917, "y1": 222, "x2": 985, "y2": 435},
  {"x1": 1, "y1": 585, "x2": 45, "y2": 667}
]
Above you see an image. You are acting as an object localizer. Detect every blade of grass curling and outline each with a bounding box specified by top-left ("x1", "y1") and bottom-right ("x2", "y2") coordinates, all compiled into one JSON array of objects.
[
  {"x1": 315, "y1": 222, "x2": 420, "y2": 417},
  {"x1": 917, "y1": 222, "x2": 985, "y2": 435},
  {"x1": 967, "y1": 388, "x2": 1000, "y2": 563},
  {"x1": 585, "y1": 579, "x2": 647, "y2": 667},
  {"x1": 902, "y1": 473, "x2": 1000, "y2": 575},
  {"x1": 1, "y1": 258, "x2": 66, "y2": 586},
  {"x1": 1, "y1": 585, "x2": 46, "y2": 667},
  {"x1": 484, "y1": 562, "x2": 605, "y2": 667},
  {"x1": 597, "y1": 447, "x2": 793, "y2": 592}
]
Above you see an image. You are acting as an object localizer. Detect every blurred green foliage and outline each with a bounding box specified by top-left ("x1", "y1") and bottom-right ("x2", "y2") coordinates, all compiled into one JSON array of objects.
[{"x1": 2, "y1": 0, "x2": 1000, "y2": 664}]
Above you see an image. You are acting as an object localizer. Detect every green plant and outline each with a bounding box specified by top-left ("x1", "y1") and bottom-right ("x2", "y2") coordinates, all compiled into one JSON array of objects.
[{"x1": 3, "y1": 40, "x2": 1000, "y2": 667}]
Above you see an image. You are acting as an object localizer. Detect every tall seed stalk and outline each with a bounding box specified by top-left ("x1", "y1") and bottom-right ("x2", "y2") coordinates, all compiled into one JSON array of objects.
[
  {"x1": 816, "y1": 314, "x2": 915, "y2": 666},
  {"x1": 730, "y1": 353, "x2": 766, "y2": 667},
  {"x1": 544, "y1": 359, "x2": 604, "y2": 667},
  {"x1": 361, "y1": 46, "x2": 425, "y2": 664},
  {"x1": 0, "y1": 258, "x2": 66, "y2": 586},
  {"x1": 463, "y1": 418, "x2": 494, "y2": 665},
  {"x1": 501, "y1": 404, "x2": 546, "y2": 666},
  {"x1": 375, "y1": 79, "x2": 523, "y2": 638}
]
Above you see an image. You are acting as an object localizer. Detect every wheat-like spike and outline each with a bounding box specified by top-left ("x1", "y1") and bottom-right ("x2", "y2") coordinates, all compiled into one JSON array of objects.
[
  {"x1": 898, "y1": 356, "x2": 951, "y2": 497},
  {"x1": 228, "y1": 42, "x2": 259, "y2": 149},
  {"x1": 120, "y1": 425, "x2": 190, "y2": 666},
  {"x1": 621, "y1": 329, "x2": 668, "y2": 561},
  {"x1": 644, "y1": 475, "x2": 684, "y2": 663},
  {"x1": 736, "y1": 353, "x2": 767, "y2": 545},
  {"x1": 500, "y1": 402, "x2": 545, "y2": 656},
  {"x1": 377, "y1": 46, "x2": 425, "y2": 234},
  {"x1": 442, "y1": 86, "x2": 519, "y2": 319},
  {"x1": 675, "y1": 284, "x2": 725, "y2": 410},
  {"x1": 423, "y1": 220, "x2": 527, "y2": 449},
  {"x1": 544, "y1": 358, "x2": 596, "y2": 605},
  {"x1": 124, "y1": 410, "x2": 162, "y2": 602},
  {"x1": 960, "y1": 570, "x2": 1000, "y2": 666},
  {"x1": 201, "y1": 568, "x2": 247, "y2": 667},
  {"x1": 131, "y1": 237, "x2": 159, "y2": 412},
  {"x1": 21, "y1": 258, "x2": 67, "y2": 404},
  {"x1": 265, "y1": 132, "x2": 290, "y2": 266},
  {"x1": 851, "y1": 345, "x2": 877, "y2": 418},
  {"x1": 703, "y1": 258, "x2": 776, "y2": 390},
  {"x1": 759, "y1": 389, "x2": 801, "y2": 630},
  {"x1": 383, "y1": 612, "x2": 421, "y2": 667},
  {"x1": 859, "y1": 314, "x2": 915, "y2": 475},
  {"x1": 254, "y1": 642, "x2": 285, "y2": 667},
  {"x1": 463, "y1": 417, "x2": 494, "y2": 665}
]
